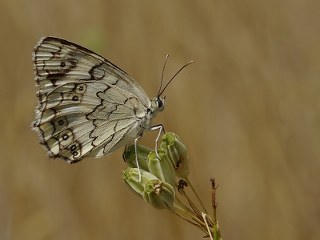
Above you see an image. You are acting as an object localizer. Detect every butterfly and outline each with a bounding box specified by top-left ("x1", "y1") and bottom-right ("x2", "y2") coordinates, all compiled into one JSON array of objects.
[{"x1": 32, "y1": 37, "x2": 193, "y2": 164}]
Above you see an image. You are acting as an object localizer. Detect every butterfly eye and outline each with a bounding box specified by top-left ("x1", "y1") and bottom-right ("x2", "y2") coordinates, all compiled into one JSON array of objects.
[{"x1": 157, "y1": 98, "x2": 165, "y2": 111}]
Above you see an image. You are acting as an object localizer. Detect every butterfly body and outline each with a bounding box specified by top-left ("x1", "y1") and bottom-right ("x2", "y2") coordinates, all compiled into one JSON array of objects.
[{"x1": 33, "y1": 37, "x2": 164, "y2": 163}]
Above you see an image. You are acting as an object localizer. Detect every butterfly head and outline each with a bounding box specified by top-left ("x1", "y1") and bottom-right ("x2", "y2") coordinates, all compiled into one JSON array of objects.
[
  {"x1": 156, "y1": 96, "x2": 165, "y2": 111},
  {"x1": 150, "y1": 96, "x2": 165, "y2": 114}
]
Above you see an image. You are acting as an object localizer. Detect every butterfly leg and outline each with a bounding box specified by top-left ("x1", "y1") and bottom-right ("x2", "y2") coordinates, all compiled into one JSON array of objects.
[
  {"x1": 150, "y1": 124, "x2": 165, "y2": 158},
  {"x1": 134, "y1": 135, "x2": 142, "y2": 181}
]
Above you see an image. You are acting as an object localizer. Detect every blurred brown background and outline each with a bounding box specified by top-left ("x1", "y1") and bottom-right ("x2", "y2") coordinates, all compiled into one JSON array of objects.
[{"x1": 1, "y1": 0, "x2": 320, "y2": 239}]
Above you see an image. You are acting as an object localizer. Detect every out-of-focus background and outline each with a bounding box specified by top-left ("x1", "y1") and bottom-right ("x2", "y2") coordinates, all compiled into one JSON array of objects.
[{"x1": 1, "y1": 0, "x2": 320, "y2": 239}]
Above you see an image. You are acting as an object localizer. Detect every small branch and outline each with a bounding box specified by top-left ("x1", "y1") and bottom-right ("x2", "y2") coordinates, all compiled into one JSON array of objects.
[
  {"x1": 210, "y1": 178, "x2": 218, "y2": 225},
  {"x1": 178, "y1": 186, "x2": 201, "y2": 215},
  {"x1": 210, "y1": 178, "x2": 223, "y2": 240},
  {"x1": 186, "y1": 179, "x2": 208, "y2": 214},
  {"x1": 202, "y1": 212, "x2": 213, "y2": 240}
]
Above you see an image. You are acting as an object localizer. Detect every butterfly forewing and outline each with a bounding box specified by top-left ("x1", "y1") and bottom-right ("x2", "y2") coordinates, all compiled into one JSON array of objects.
[{"x1": 33, "y1": 37, "x2": 152, "y2": 163}]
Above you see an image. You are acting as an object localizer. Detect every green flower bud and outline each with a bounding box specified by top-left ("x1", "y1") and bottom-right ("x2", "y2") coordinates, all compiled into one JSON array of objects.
[
  {"x1": 147, "y1": 150, "x2": 176, "y2": 187},
  {"x1": 122, "y1": 144, "x2": 151, "y2": 171},
  {"x1": 122, "y1": 167, "x2": 158, "y2": 196},
  {"x1": 122, "y1": 168, "x2": 175, "y2": 210},
  {"x1": 143, "y1": 179, "x2": 175, "y2": 210},
  {"x1": 160, "y1": 132, "x2": 190, "y2": 179}
]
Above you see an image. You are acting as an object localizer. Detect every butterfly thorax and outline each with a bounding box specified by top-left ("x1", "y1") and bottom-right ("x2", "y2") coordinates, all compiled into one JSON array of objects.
[{"x1": 140, "y1": 96, "x2": 165, "y2": 130}]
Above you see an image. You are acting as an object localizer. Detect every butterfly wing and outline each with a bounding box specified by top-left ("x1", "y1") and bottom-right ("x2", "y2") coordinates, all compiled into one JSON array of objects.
[{"x1": 33, "y1": 37, "x2": 151, "y2": 163}]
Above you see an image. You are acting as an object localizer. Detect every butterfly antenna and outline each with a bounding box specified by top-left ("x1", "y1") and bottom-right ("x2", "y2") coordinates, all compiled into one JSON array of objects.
[
  {"x1": 158, "y1": 60, "x2": 195, "y2": 97},
  {"x1": 157, "y1": 54, "x2": 170, "y2": 97}
]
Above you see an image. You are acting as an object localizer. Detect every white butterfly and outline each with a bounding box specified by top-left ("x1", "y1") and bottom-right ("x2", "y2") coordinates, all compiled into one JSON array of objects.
[{"x1": 32, "y1": 37, "x2": 192, "y2": 164}]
